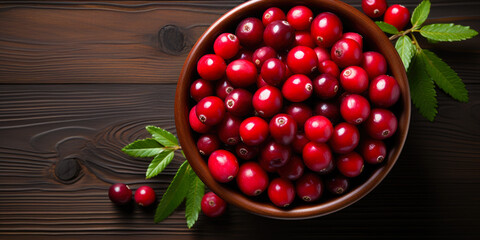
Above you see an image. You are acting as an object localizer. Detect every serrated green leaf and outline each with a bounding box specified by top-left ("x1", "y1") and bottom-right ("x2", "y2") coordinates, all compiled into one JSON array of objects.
[
  {"x1": 122, "y1": 139, "x2": 165, "y2": 158},
  {"x1": 408, "y1": 52, "x2": 438, "y2": 121},
  {"x1": 420, "y1": 49, "x2": 469, "y2": 102},
  {"x1": 146, "y1": 150, "x2": 175, "y2": 179},
  {"x1": 395, "y1": 35, "x2": 416, "y2": 71},
  {"x1": 420, "y1": 23, "x2": 478, "y2": 42},
  {"x1": 154, "y1": 161, "x2": 191, "y2": 223},
  {"x1": 146, "y1": 125, "x2": 179, "y2": 147},
  {"x1": 411, "y1": 0, "x2": 431, "y2": 28},
  {"x1": 375, "y1": 21, "x2": 399, "y2": 34},
  {"x1": 185, "y1": 171, "x2": 204, "y2": 228}
]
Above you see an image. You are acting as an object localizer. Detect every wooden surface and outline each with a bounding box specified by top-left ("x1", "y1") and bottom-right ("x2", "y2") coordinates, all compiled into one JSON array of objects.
[{"x1": 0, "y1": 0, "x2": 479, "y2": 239}]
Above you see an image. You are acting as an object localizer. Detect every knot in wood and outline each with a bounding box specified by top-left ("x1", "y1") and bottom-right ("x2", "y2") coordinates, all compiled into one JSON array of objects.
[
  {"x1": 158, "y1": 25, "x2": 186, "y2": 55},
  {"x1": 55, "y1": 158, "x2": 81, "y2": 182}
]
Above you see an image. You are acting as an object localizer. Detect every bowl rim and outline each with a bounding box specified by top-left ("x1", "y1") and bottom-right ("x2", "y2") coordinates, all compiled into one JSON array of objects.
[{"x1": 175, "y1": 0, "x2": 411, "y2": 219}]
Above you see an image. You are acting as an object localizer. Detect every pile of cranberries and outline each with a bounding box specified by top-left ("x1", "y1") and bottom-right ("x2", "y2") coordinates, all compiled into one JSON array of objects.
[{"x1": 189, "y1": 5, "x2": 401, "y2": 208}]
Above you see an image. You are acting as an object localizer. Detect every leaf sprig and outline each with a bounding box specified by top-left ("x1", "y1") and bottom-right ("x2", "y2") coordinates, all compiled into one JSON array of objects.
[{"x1": 375, "y1": 0, "x2": 477, "y2": 121}]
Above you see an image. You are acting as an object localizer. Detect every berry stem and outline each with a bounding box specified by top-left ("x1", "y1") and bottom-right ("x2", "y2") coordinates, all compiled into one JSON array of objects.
[
  {"x1": 388, "y1": 27, "x2": 413, "y2": 41},
  {"x1": 410, "y1": 33, "x2": 422, "y2": 52}
]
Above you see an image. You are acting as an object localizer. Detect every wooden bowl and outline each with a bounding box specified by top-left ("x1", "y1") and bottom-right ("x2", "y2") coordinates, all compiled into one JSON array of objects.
[{"x1": 175, "y1": 0, "x2": 410, "y2": 219}]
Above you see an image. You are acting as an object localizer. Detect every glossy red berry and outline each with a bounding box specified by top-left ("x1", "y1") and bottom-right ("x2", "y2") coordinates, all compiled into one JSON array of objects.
[
  {"x1": 314, "y1": 101, "x2": 340, "y2": 124},
  {"x1": 239, "y1": 116, "x2": 269, "y2": 146},
  {"x1": 282, "y1": 74, "x2": 313, "y2": 102},
  {"x1": 215, "y1": 78, "x2": 234, "y2": 100},
  {"x1": 326, "y1": 175, "x2": 349, "y2": 195},
  {"x1": 311, "y1": 12, "x2": 343, "y2": 48},
  {"x1": 284, "y1": 103, "x2": 313, "y2": 129},
  {"x1": 329, "y1": 122, "x2": 360, "y2": 154},
  {"x1": 262, "y1": 7, "x2": 286, "y2": 26},
  {"x1": 342, "y1": 32, "x2": 363, "y2": 50},
  {"x1": 340, "y1": 94, "x2": 371, "y2": 125},
  {"x1": 260, "y1": 140, "x2": 292, "y2": 168},
  {"x1": 360, "y1": 138, "x2": 387, "y2": 164},
  {"x1": 318, "y1": 60, "x2": 340, "y2": 79},
  {"x1": 264, "y1": 20, "x2": 295, "y2": 51},
  {"x1": 214, "y1": 33, "x2": 240, "y2": 59},
  {"x1": 236, "y1": 162, "x2": 269, "y2": 196},
  {"x1": 201, "y1": 192, "x2": 226, "y2": 217},
  {"x1": 225, "y1": 88, "x2": 253, "y2": 117},
  {"x1": 253, "y1": 46, "x2": 277, "y2": 68},
  {"x1": 384, "y1": 4, "x2": 410, "y2": 31},
  {"x1": 226, "y1": 59, "x2": 258, "y2": 88},
  {"x1": 197, "y1": 54, "x2": 226, "y2": 81},
  {"x1": 190, "y1": 78, "x2": 214, "y2": 102},
  {"x1": 369, "y1": 75, "x2": 400, "y2": 107},
  {"x1": 218, "y1": 113, "x2": 242, "y2": 145},
  {"x1": 189, "y1": 106, "x2": 210, "y2": 133},
  {"x1": 362, "y1": 0, "x2": 387, "y2": 18},
  {"x1": 108, "y1": 183, "x2": 132, "y2": 205},
  {"x1": 302, "y1": 142, "x2": 333, "y2": 172},
  {"x1": 314, "y1": 47, "x2": 331, "y2": 63},
  {"x1": 294, "y1": 31, "x2": 316, "y2": 48},
  {"x1": 269, "y1": 113, "x2": 297, "y2": 145},
  {"x1": 340, "y1": 66, "x2": 369, "y2": 93},
  {"x1": 134, "y1": 186, "x2": 156, "y2": 207},
  {"x1": 268, "y1": 178, "x2": 295, "y2": 207},
  {"x1": 304, "y1": 116, "x2": 333, "y2": 143},
  {"x1": 365, "y1": 108, "x2": 398, "y2": 140},
  {"x1": 252, "y1": 86, "x2": 283, "y2": 118},
  {"x1": 296, "y1": 172, "x2": 323, "y2": 202},
  {"x1": 196, "y1": 96, "x2": 225, "y2": 126},
  {"x1": 313, "y1": 73, "x2": 339, "y2": 99},
  {"x1": 235, "y1": 143, "x2": 259, "y2": 161},
  {"x1": 208, "y1": 150, "x2": 239, "y2": 183},
  {"x1": 235, "y1": 17, "x2": 264, "y2": 48},
  {"x1": 362, "y1": 51, "x2": 387, "y2": 80},
  {"x1": 287, "y1": 6, "x2": 314, "y2": 31},
  {"x1": 234, "y1": 48, "x2": 253, "y2": 62},
  {"x1": 257, "y1": 75, "x2": 269, "y2": 88},
  {"x1": 292, "y1": 132, "x2": 310, "y2": 154},
  {"x1": 286, "y1": 46, "x2": 318, "y2": 75},
  {"x1": 337, "y1": 152, "x2": 364, "y2": 178},
  {"x1": 261, "y1": 58, "x2": 286, "y2": 86},
  {"x1": 197, "y1": 134, "x2": 221, "y2": 156},
  {"x1": 331, "y1": 38, "x2": 363, "y2": 68},
  {"x1": 277, "y1": 155, "x2": 305, "y2": 181}
]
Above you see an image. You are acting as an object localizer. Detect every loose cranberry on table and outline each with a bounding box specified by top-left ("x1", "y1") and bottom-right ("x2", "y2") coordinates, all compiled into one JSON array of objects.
[
  {"x1": 134, "y1": 185, "x2": 156, "y2": 207},
  {"x1": 268, "y1": 178, "x2": 296, "y2": 207},
  {"x1": 287, "y1": 5, "x2": 314, "y2": 31},
  {"x1": 225, "y1": 88, "x2": 253, "y2": 117},
  {"x1": 109, "y1": 183, "x2": 132, "y2": 205},
  {"x1": 296, "y1": 172, "x2": 323, "y2": 202},
  {"x1": 277, "y1": 155, "x2": 305, "y2": 181},
  {"x1": 340, "y1": 66, "x2": 369, "y2": 94},
  {"x1": 284, "y1": 103, "x2": 313, "y2": 129},
  {"x1": 262, "y1": 7, "x2": 286, "y2": 26},
  {"x1": 201, "y1": 192, "x2": 226, "y2": 217},
  {"x1": 331, "y1": 38, "x2": 363, "y2": 68},
  {"x1": 329, "y1": 122, "x2": 360, "y2": 154},
  {"x1": 208, "y1": 150, "x2": 239, "y2": 183},
  {"x1": 197, "y1": 54, "x2": 226, "y2": 81},
  {"x1": 196, "y1": 96, "x2": 226, "y2": 126},
  {"x1": 302, "y1": 141, "x2": 333, "y2": 172},
  {"x1": 226, "y1": 59, "x2": 258, "y2": 88},
  {"x1": 190, "y1": 78, "x2": 214, "y2": 102},
  {"x1": 360, "y1": 138, "x2": 387, "y2": 164},
  {"x1": 213, "y1": 33, "x2": 240, "y2": 60},
  {"x1": 337, "y1": 152, "x2": 365, "y2": 178},
  {"x1": 253, "y1": 46, "x2": 277, "y2": 68},
  {"x1": 369, "y1": 75, "x2": 400, "y2": 107},
  {"x1": 312, "y1": 73, "x2": 339, "y2": 99},
  {"x1": 362, "y1": 0, "x2": 388, "y2": 18},
  {"x1": 282, "y1": 74, "x2": 313, "y2": 102},
  {"x1": 311, "y1": 12, "x2": 343, "y2": 48},
  {"x1": 236, "y1": 162, "x2": 269, "y2": 196},
  {"x1": 235, "y1": 17, "x2": 264, "y2": 48},
  {"x1": 252, "y1": 85, "x2": 283, "y2": 118},
  {"x1": 365, "y1": 108, "x2": 398, "y2": 140},
  {"x1": 362, "y1": 51, "x2": 387, "y2": 80},
  {"x1": 239, "y1": 116, "x2": 269, "y2": 146},
  {"x1": 263, "y1": 20, "x2": 295, "y2": 51},
  {"x1": 384, "y1": 4, "x2": 411, "y2": 31},
  {"x1": 340, "y1": 94, "x2": 371, "y2": 125},
  {"x1": 197, "y1": 134, "x2": 221, "y2": 156},
  {"x1": 261, "y1": 58, "x2": 286, "y2": 86},
  {"x1": 269, "y1": 113, "x2": 297, "y2": 145}
]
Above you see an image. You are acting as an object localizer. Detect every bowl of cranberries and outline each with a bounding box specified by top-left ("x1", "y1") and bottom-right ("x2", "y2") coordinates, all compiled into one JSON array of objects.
[{"x1": 175, "y1": 0, "x2": 410, "y2": 219}]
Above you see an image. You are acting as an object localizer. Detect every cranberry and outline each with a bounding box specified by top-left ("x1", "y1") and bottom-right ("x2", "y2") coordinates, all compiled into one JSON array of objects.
[
  {"x1": 314, "y1": 47, "x2": 331, "y2": 63},
  {"x1": 302, "y1": 142, "x2": 333, "y2": 172},
  {"x1": 384, "y1": 4, "x2": 410, "y2": 31},
  {"x1": 189, "y1": 106, "x2": 210, "y2": 133},
  {"x1": 340, "y1": 66, "x2": 369, "y2": 93},
  {"x1": 235, "y1": 17, "x2": 264, "y2": 48},
  {"x1": 208, "y1": 150, "x2": 239, "y2": 183},
  {"x1": 218, "y1": 113, "x2": 242, "y2": 145},
  {"x1": 260, "y1": 140, "x2": 292, "y2": 168},
  {"x1": 268, "y1": 178, "x2": 295, "y2": 207},
  {"x1": 318, "y1": 60, "x2": 340, "y2": 78},
  {"x1": 296, "y1": 173, "x2": 323, "y2": 202},
  {"x1": 259, "y1": 154, "x2": 277, "y2": 173},
  {"x1": 331, "y1": 38, "x2": 363, "y2": 68},
  {"x1": 263, "y1": 20, "x2": 295, "y2": 51},
  {"x1": 287, "y1": 6, "x2": 313, "y2": 31},
  {"x1": 215, "y1": 78, "x2": 234, "y2": 100},
  {"x1": 340, "y1": 94, "x2": 371, "y2": 125},
  {"x1": 362, "y1": 51, "x2": 387, "y2": 80},
  {"x1": 337, "y1": 152, "x2": 364, "y2": 178},
  {"x1": 226, "y1": 59, "x2": 258, "y2": 88},
  {"x1": 365, "y1": 108, "x2": 398, "y2": 140},
  {"x1": 235, "y1": 142, "x2": 259, "y2": 161},
  {"x1": 261, "y1": 58, "x2": 286, "y2": 86},
  {"x1": 134, "y1": 186, "x2": 156, "y2": 207},
  {"x1": 329, "y1": 122, "x2": 360, "y2": 154},
  {"x1": 304, "y1": 115, "x2": 333, "y2": 143},
  {"x1": 269, "y1": 113, "x2": 297, "y2": 145},
  {"x1": 239, "y1": 116, "x2": 269, "y2": 146},
  {"x1": 225, "y1": 88, "x2": 253, "y2": 117},
  {"x1": 360, "y1": 138, "x2": 387, "y2": 164},
  {"x1": 282, "y1": 74, "x2": 313, "y2": 102},
  {"x1": 284, "y1": 103, "x2": 313, "y2": 129},
  {"x1": 196, "y1": 96, "x2": 225, "y2": 126},
  {"x1": 214, "y1": 33, "x2": 240, "y2": 59},
  {"x1": 277, "y1": 155, "x2": 305, "y2": 181},
  {"x1": 362, "y1": 0, "x2": 387, "y2": 18},
  {"x1": 234, "y1": 48, "x2": 253, "y2": 62},
  {"x1": 197, "y1": 134, "x2": 221, "y2": 156},
  {"x1": 312, "y1": 73, "x2": 339, "y2": 99},
  {"x1": 236, "y1": 162, "x2": 269, "y2": 196},
  {"x1": 253, "y1": 46, "x2": 277, "y2": 68},
  {"x1": 190, "y1": 78, "x2": 214, "y2": 102},
  {"x1": 318, "y1": 159, "x2": 335, "y2": 175},
  {"x1": 342, "y1": 32, "x2": 363, "y2": 50},
  {"x1": 311, "y1": 12, "x2": 343, "y2": 48},
  {"x1": 252, "y1": 86, "x2": 283, "y2": 118},
  {"x1": 197, "y1": 54, "x2": 226, "y2": 81},
  {"x1": 294, "y1": 31, "x2": 316, "y2": 48},
  {"x1": 262, "y1": 7, "x2": 286, "y2": 26},
  {"x1": 292, "y1": 132, "x2": 310, "y2": 154},
  {"x1": 201, "y1": 192, "x2": 226, "y2": 217},
  {"x1": 108, "y1": 183, "x2": 132, "y2": 205},
  {"x1": 256, "y1": 75, "x2": 269, "y2": 88},
  {"x1": 369, "y1": 75, "x2": 400, "y2": 107},
  {"x1": 326, "y1": 175, "x2": 349, "y2": 195},
  {"x1": 286, "y1": 46, "x2": 318, "y2": 75},
  {"x1": 314, "y1": 101, "x2": 340, "y2": 124}
]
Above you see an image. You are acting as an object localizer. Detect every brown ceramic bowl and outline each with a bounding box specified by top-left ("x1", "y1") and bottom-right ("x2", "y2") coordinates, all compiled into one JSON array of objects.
[{"x1": 175, "y1": 0, "x2": 410, "y2": 219}]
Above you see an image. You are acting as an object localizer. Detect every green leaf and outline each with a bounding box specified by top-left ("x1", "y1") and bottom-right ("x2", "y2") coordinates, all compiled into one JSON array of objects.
[
  {"x1": 146, "y1": 150, "x2": 175, "y2": 179},
  {"x1": 146, "y1": 125, "x2": 179, "y2": 147},
  {"x1": 185, "y1": 171, "x2": 204, "y2": 228},
  {"x1": 395, "y1": 35, "x2": 416, "y2": 71},
  {"x1": 411, "y1": 0, "x2": 431, "y2": 28},
  {"x1": 154, "y1": 161, "x2": 191, "y2": 223},
  {"x1": 420, "y1": 23, "x2": 478, "y2": 42},
  {"x1": 408, "y1": 52, "x2": 438, "y2": 121},
  {"x1": 420, "y1": 49, "x2": 469, "y2": 102},
  {"x1": 375, "y1": 21, "x2": 399, "y2": 34},
  {"x1": 122, "y1": 139, "x2": 165, "y2": 158}
]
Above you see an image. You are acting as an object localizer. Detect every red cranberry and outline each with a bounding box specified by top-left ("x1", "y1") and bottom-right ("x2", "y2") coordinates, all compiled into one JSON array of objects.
[
  {"x1": 253, "y1": 46, "x2": 277, "y2": 68},
  {"x1": 360, "y1": 138, "x2": 387, "y2": 164},
  {"x1": 294, "y1": 31, "x2": 316, "y2": 48},
  {"x1": 260, "y1": 140, "x2": 292, "y2": 168},
  {"x1": 234, "y1": 48, "x2": 253, "y2": 62},
  {"x1": 259, "y1": 155, "x2": 277, "y2": 173},
  {"x1": 257, "y1": 75, "x2": 269, "y2": 88},
  {"x1": 214, "y1": 33, "x2": 240, "y2": 60},
  {"x1": 196, "y1": 96, "x2": 225, "y2": 126},
  {"x1": 197, "y1": 134, "x2": 221, "y2": 156},
  {"x1": 282, "y1": 74, "x2": 313, "y2": 102},
  {"x1": 208, "y1": 150, "x2": 239, "y2": 183},
  {"x1": 287, "y1": 5, "x2": 313, "y2": 31},
  {"x1": 189, "y1": 106, "x2": 210, "y2": 133},
  {"x1": 362, "y1": 0, "x2": 387, "y2": 18},
  {"x1": 226, "y1": 59, "x2": 258, "y2": 88},
  {"x1": 235, "y1": 142, "x2": 259, "y2": 161},
  {"x1": 340, "y1": 66, "x2": 369, "y2": 93},
  {"x1": 314, "y1": 47, "x2": 331, "y2": 63},
  {"x1": 304, "y1": 116, "x2": 333, "y2": 143},
  {"x1": 268, "y1": 178, "x2": 295, "y2": 207},
  {"x1": 313, "y1": 73, "x2": 339, "y2": 99},
  {"x1": 318, "y1": 158, "x2": 335, "y2": 175},
  {"x1": 284, "y1": 103, "x2": 313, "y2": 129},
  {"x1": 329, "y1": 122, "x2": 360, "y2": 154},
  {"x1": 331, "y1": 38, "x2": 363, "y2": 68},
  {"x1": 225, "y1": 88, "x2": 253, "y2": 117},
  {"x1": 337, "y1": 152, "x2": 364, "y2": 178},
  {"x1": 302, "y1": 142, "x2": 333, "y2": 172},
  {"x1": 286, "y1": 46, "x2": 318, "y2": 75},
  {"x1": 340, "y1": 94, "x2": 371, "y2": 125},
  {"x1": 134, "y1": 186, "x2": 156, "y2": 207},
  {"x1": 314, "y1": 101, "x2": 340, "y2": 124},
  {"x1": 318, "y1": 60, "x2": 340, "y2": 78},
  {"x1": 311, "y1": 12, "x2": 343, "y2": 48},
  {"x1": 239, "y1": 116, "x2": 269, "y2": 146},
  {"x1": 342, "y1": 32, "x2": 363, "y2": 50},
  {"x1": 235, "y1": 17, "x2": 264, "y2": 48},
  {"x1": 252, "y1": 85, "x2": 283, "y2": 118},
  {"x1": 262, "y1": 7, "x2": 286, "y2": 26},
  {"x1": 108, "y1": 183, "x2": 132, "y2": 205},
  {"x1": 326, "y1": 175, "x2": 349, "y2": 195},
  {"x1": 277, "y1": 155, "x2": 305, "y2": 181},
  {"x1": 190, "y1": 78, "x2": 214, "y2": 102},
  {"x1": 236, "y1": 162, "x2": 269, "y2": 196},
  {"x1": 369, "y1": 75, "x2": 400, "y2": 107},
  {"x1": 201, "y1": 192, "x2": 226, "y2": 217},
  {"x1": 261, "y1": 58, "x2": 286, "y2": 86},
  {"x1": 362, "y1": 51, "x2": 387, "y2": 80},
  {"x1": 263, "y1": 20, "x2": 295, "y2": 51},
  {"x1": 384, "y1": 4, "x2": 410, "y2": 31},
  {"x1": 292, "y1": 132, "x2": 309, "y2": 154},
  {"x1": 218, "y1": 113, "x2": 242, "y2": 145},
  {"x1": 269, "y1": 113, "x2": 297, "y2": 145},
  {"x1": 197, "y1": 54, "x2": 226, "y2": 81},
  {"x1": 215, "y1": 78, "x2": 234, "y2": 100},
  {"x1": 365, "y1": 108, "x2": 398, "y2": 140},
  {"x1": 296, "y1": 172, "x2": 323, "y2": 202}
]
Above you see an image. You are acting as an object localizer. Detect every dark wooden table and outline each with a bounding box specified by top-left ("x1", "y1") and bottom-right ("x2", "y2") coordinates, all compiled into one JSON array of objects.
[{"x1": 1, "y1": 0, "x2": 479, "y2": 239}]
